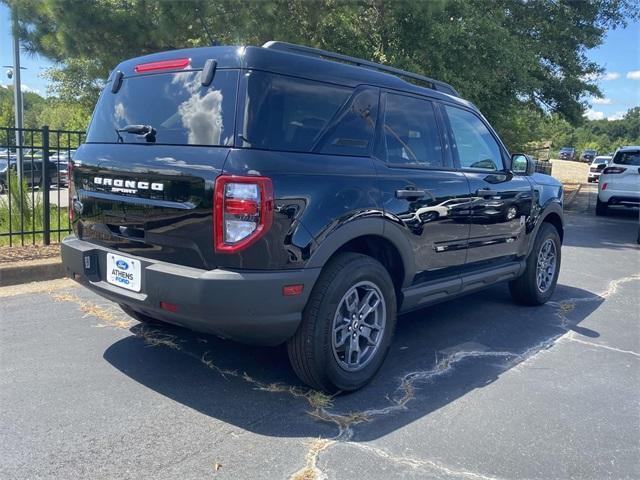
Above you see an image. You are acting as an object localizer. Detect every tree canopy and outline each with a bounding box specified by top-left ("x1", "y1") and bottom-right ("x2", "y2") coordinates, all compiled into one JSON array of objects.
[{"x1": 2, "y1": 0, "x2": 639, "y2": 150}]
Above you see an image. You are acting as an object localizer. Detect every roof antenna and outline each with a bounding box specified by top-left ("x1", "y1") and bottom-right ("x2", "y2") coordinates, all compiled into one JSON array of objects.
[{"x1": 195, "y1": 7, "x2": 217, "y2": 46}]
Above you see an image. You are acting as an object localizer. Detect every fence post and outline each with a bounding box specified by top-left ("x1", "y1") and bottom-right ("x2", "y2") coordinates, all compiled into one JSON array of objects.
[{"x1": 42, "y1": 125, "x2": 50, "y2": 245}]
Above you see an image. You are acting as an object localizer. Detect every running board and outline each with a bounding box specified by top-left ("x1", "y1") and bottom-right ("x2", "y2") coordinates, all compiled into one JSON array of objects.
[{"x1": 400, "y1": 261, "x2": 525, "y2": 313}]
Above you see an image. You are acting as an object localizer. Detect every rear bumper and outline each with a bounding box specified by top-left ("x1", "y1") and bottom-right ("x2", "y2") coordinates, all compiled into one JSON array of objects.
[
  {"x1": 599, "y1": 189, "x2": 640, "y2": 205},
  {"x1": 61, "y1": 236, "x2": 321, "y2": 346}
]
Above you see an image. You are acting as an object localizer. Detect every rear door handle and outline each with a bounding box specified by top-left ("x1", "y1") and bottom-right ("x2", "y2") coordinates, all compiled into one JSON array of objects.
[
  {"x1": 396, "y1": 189, "x2": 427, "y2": 200},
  {"x1": 475, "y1": 188, "x2": 499, "y2": 197}
]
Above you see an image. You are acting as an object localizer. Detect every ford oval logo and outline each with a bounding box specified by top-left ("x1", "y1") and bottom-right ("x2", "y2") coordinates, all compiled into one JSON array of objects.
[{"x1": 116, "y1": 260, "x2": 129, "y2": 270}]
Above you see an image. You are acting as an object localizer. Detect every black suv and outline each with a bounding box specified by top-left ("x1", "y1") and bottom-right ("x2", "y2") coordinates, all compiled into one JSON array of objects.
[
  {"x1": 62, "y1": 42, "x2": 564, "y2": 392},
  {"x1": 559, "y1": 147, "x2": 576, "y2": 161}
]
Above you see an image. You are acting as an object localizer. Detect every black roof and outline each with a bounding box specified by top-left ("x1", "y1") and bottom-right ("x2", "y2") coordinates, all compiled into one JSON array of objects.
[{"x1": 112, "y1": 42, "x2": 474, "y2": 110}]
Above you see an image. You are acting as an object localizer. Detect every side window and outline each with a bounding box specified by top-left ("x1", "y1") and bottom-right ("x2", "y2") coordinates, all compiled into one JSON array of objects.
[
  {"x1": 445, "y1": 105, "x2": 504, "y2": 171},
  {"x1": 241, "y1": 72, "x2": 352, "y2": 153},
  {"x1": 382, "y1": 93, "x2": 444, "y2": 168},
  {"x1": 314, "y1": 87, "x2": 379, "y2": 156}
]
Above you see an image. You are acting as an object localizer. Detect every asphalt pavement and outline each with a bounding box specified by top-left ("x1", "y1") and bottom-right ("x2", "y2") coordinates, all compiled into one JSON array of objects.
[{"x1": 1, "y1": 184, "x2": 639, "y2": 479}]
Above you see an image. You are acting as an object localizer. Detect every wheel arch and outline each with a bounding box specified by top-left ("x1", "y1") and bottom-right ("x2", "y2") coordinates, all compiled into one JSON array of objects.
[
  {"x1": 528, "y1": 201, "x2": 564, "y2": 255},
  {"x1": 306, "y1": 217, "x2": 415, "y2": 291}
]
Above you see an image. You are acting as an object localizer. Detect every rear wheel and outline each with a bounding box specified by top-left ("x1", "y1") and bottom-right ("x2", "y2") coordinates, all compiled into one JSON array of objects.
[
  {"x1": 509, "y1": 223, "x2": 561, "y2": 306},
  {"x1": 287, "y1": 252, "x2": 397, "y2": 393},
  {"x1": 595, "y1": 197, "x2": 608, "y2": 216}
]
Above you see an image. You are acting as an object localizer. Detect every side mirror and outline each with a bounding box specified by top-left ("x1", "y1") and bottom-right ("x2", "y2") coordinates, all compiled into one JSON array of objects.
[{"x1": 511, "y1": 153, "x2": 535, "y2": 176}]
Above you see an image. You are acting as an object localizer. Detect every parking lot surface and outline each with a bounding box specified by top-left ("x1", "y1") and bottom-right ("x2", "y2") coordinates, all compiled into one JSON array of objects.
[{"x1": 1, "y1": 185, "x2": 639, "y2": 479}]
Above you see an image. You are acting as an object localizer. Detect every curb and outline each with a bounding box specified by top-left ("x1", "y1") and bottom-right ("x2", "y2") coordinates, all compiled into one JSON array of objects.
[
  {"x1": 0, "y1": 258, "x2": 66, "y2": 287},
  {"x1": 564, "y1": 183, "x2": 583, "y2": 209}
]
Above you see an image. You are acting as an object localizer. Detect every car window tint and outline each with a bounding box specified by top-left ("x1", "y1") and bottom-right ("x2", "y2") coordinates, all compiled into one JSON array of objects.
[
  {"x1": 445, "y1": 105, "x2": 504, "y2": 171},
  {"x1": 87, "y1": 70, "x2": 238, "y2": 146},
  {"x1": 241, "y1": 72, "x2": 352, "y2": 153},
  {"x1": 613, "y1": 151, "x2": 640, "y2": 166},
  {"x1": 314, "y1": 88, "x2": 378, "y2": 156},
  {"x1": 382, "y1": 93, "x2": 444, "y2": 167}
]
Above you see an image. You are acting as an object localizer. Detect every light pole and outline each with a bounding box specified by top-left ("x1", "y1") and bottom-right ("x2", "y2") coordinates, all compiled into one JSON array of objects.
[{"x1": 11, "y1": 7, "x2": 24, "y2": 181}]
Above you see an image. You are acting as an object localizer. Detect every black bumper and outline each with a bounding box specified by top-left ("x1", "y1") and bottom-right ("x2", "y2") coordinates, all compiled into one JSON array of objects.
[{"x1": 61, "y1": 236, "x2": 321, "y2": 346}]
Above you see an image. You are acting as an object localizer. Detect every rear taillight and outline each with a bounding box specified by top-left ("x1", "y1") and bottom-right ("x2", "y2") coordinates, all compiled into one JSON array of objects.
[
  {"x1": 603, "y1": 166, "x2": 626, "y2": 174},
  {"x1": 214, "y1": 175, "x2": 274, "y2": 253}
]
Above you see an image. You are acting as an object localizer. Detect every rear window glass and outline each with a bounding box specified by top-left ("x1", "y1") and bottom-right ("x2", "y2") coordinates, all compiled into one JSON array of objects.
[
  {"x1": 613, "y1": 151, "x2": 640, "y2": 166},
  {"x1": 240, "y1": 72, "x2": 356, "y2": 154},
  {"x1": 382, "y1": 93, "x2": 444, "y2": 168},
  {"x1": 87, "y1": 70, "x2": 239, "y2": 146}
]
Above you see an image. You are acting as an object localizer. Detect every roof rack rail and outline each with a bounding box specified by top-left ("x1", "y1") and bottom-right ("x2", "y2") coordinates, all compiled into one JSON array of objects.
[{"x1": 262, "y1": 41, "x2": 460, "y2": 97}]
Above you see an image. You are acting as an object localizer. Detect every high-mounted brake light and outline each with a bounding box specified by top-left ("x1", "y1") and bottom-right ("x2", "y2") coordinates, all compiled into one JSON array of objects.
[
  {"x1": 214, "y1": 175, "x2": 274, "y2": 253},
  {"x1": 134, "y1": 58, "x2": 191, "y2": 73},
  {"x1": 602, "y1": 166, "x2": 626, "y2": 175}
]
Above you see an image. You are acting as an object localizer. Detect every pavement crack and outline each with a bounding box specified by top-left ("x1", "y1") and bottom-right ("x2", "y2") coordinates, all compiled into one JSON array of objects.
[
  {"x1": 50, "y1": 292, "x2": 135, "y2": 329},
  {"x1": 563, "y1": 332, "x2": 640, "y2": 357},
  {"x1": 289, "y1": 438, "x2": 333, "y2": 480},
  {"x1": 341, "y1": 442, "x2": 503, "y2": 480}
]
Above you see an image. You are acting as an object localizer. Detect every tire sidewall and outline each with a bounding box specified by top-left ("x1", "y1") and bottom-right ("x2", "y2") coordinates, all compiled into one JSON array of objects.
[
  {"x1": 529, "y1": 223, "x2": 562, "y2": 303},
  {"x1": 309, "y1": 256, "x2": 396, "y2": 391}
]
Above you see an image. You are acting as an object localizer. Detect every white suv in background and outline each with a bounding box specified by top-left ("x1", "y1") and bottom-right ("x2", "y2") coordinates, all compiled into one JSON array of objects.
[
  {"x1": 596, "y1": 146, "x2": 640, "y2": 216},
  {"x1": 587, "y1": 155, "x2": 611, "y2": 183}
]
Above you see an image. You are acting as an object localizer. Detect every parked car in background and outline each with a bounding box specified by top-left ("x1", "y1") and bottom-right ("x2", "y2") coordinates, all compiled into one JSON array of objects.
[
  {"x1": 0, "y1": 159, "x2": 66, "y2": 193},
  {"x1": 596, "y1": 146, "x2": 640, "y2": 215},
  {"x1": 587, "y1": 155, "x2": 611, "y2": 183},
  {"x1": 581, "y1": 149, "x2": 597, "y2": 163},
  {"x1": 559, "y1": 147, "x2": 576, "y2": 160}
]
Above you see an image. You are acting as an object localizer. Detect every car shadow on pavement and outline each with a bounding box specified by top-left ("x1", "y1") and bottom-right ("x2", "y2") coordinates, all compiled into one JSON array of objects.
[{"x1": 103, "y1": 283, "x2": 603, "y2": 441}]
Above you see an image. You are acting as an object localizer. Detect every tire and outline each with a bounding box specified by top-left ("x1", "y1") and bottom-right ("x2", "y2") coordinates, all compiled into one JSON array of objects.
[
  {"x1": 119, "y1": 303, "x2": 164, "y2": 325},
  {"x1": 0, "y1": 182, "x2": 5, "y2": 194},
  {"x1": 595, "y1": 197, "x2": 608, "y2": 216},
  {"x1": 287, "y1": 252, "x2": 397, "y2": 393},
  {"x1": 509, "y1": 223, "x2": 561, "y2": 306}
]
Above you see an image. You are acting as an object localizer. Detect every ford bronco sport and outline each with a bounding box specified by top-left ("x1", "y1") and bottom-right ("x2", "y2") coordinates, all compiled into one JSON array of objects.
[{"x1": 62, "y1": 42, "x2": 564, "y2": 393}]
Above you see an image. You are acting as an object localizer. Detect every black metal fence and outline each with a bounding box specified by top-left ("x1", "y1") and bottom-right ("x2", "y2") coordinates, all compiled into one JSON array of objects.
[{"x1": 0, "y1": 126, "x2": 85, "y2": 247}]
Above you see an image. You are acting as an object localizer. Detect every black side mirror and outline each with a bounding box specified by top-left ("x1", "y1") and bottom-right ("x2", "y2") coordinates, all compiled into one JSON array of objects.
[{"x1": 511, "y1": 153, "x2": 535, "y2": 176}]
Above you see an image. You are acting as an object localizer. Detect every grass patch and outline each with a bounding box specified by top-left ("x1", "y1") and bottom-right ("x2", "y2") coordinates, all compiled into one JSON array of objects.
[{"x1": 0, "y1": 169, "x2": 70, "y2": 246}]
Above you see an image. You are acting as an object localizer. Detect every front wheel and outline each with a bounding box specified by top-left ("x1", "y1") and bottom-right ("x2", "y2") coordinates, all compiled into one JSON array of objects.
[
  {"x1": 509, "y1": 223, "x2": 561, "y2": 305},
  {"x1": 287, "y1": 252, "x2": 397, "y2": 393}
]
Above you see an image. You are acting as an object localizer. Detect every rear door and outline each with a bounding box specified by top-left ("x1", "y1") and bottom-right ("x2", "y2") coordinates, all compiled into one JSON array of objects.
[
  {"x1": 441, "y1": 104, "x2": 533, "y2": 266},
  {"x1": 374, "y1": 92, "x2": 472, "y2": 280},
  {"x1": 72, "y1": 68, "x2": 239, "y2": 269}
]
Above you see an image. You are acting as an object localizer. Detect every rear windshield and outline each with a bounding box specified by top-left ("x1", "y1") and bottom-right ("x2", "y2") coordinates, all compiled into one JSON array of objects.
[
  {"x1": 87, "y1": 70, "x2": 239, "y2": 146},
  {"x1": 613, "y1": 151, "x2": 640, "y2": 166},
  {"x1": 560, "y1": 148, "x2": 574, "y2": 152}
]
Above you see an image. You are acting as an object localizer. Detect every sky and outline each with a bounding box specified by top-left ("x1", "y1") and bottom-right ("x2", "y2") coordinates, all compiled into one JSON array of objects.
[{"x1": 0, "y1": 3, "x2": 638, "y2": 120}]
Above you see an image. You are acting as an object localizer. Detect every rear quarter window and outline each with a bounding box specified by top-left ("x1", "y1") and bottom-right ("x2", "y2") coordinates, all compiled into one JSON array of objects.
[
  {"x1": 239, "y1": 72, "x2": 377, "y2": 156},
  {"x1": 613, "y1": 151, "x2": 640, "y2": 166},
  {"x1": 87, "y1": 70, "x2": 239, "y2": 146}
]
